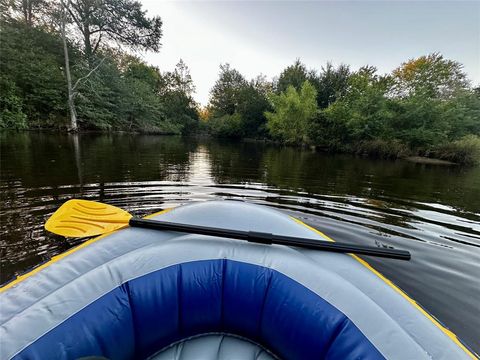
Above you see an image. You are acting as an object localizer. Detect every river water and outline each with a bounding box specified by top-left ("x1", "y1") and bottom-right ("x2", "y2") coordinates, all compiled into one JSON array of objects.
[{"x1": 1, "y1": 132, "x2": 479, "y2": 353}]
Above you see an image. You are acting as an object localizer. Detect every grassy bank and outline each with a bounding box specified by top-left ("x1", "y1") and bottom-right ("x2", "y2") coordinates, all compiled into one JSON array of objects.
[
  {"x1": 349, "y1": 136, "x2": 480, "y2": 165},
  {"x1": 205, "y1": 133, "x2": 479, "y2": 166},
  {"x1": 241, "y1": 136, "x2": 480, "y2": 166}
]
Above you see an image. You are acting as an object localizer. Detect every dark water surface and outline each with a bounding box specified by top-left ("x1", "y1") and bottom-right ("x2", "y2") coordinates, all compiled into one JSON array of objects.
[{"x1": 1, "y1": 132, "x2": 479, "y2": 353}]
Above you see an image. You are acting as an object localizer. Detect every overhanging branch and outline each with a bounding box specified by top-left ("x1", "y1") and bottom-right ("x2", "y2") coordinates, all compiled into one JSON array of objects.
[{"x1": 72, "y1": 58, "x2": 105, "y2": 92}]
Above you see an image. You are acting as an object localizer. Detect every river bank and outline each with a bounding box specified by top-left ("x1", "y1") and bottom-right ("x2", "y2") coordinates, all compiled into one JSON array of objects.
[
  {"x1": 3, "y1": 18, "x2": 479, "y2": 168},
  {"x1": 245, "y1": 136, "x2": 479, "y2": 166},
  {"x1": 3, "y1": 129, "x2": 479, "y2": 166}
]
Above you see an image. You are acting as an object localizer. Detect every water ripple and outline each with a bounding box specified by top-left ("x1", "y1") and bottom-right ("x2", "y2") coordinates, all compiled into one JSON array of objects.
[{"x1": 1, "y1": 133, "x2": 479, "y2": 353}]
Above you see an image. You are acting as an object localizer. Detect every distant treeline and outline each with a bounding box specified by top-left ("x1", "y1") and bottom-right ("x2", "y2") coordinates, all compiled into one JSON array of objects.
[
  {"x1": 203, "y1": 59, "x2": 480, "y2": 165},
  {"x1": 1, "y1": 1, "x2": 479, "y2": 164}
]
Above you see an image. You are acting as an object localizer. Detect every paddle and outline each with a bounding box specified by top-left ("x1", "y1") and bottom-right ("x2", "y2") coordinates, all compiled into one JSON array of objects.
[{"x1": 45, "y1": 199, "x2": 411, "y2": 260}]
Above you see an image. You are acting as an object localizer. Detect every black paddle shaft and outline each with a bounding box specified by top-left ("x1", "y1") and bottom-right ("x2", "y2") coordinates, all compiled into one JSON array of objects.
[{"x1": 129, "y1": 218, "x2": 411, "y2": 260}]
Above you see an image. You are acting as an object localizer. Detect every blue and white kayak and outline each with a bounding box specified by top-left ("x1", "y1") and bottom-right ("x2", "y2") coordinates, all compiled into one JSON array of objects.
[{"x1": 0, "y1": 201, "x2": 476, "y2": 359}]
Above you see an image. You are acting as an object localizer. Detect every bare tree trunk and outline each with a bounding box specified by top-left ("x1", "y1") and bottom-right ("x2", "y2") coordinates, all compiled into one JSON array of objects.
[
  {"x1": 60, "y1": 0, "x2": 78, "y2": 132},
  {"x1": 22, "y1": 0, "x2": 30, "y2": 26},
  {"x1": 84, "y1": 28, "x2": 93, "y2": 67}
]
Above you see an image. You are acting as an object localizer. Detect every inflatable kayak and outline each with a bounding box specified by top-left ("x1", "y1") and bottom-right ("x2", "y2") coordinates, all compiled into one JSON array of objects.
[{"x1": 0, "y1": 200, "x2": 476, "y2": 360}]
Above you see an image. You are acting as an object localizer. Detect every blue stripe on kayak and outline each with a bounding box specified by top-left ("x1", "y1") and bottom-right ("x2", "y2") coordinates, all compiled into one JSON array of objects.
[{"x1": 14, "y1": 259, "x2": 384, "y2": 360}]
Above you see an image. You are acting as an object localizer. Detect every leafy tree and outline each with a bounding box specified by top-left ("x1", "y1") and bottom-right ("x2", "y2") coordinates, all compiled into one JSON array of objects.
[
  {"x1": 156, "y1": 60, "x2": 199, "y2": 134},
  {"x1": 65, "y1": 0, "x2": 162, "y2": 63},
  {"x1": 166, "y1": 59, "x2": 195, "y2": 96},
  {"x1": 388, "y1": 54, "x2": 474, "y2": 148},
  {"x1": 308, "y1": 110, "x2": 349, "y2": 150},
  {"x1": 0, "y1": 19, "x2": 67, "y2": 127},
  {"x1": 209, "y1": 64, "x2": 247, "y2": 116},
  {"x1": 56, "y1": 0, "x2": 162, "y2": 130},
  {"x1": 161, "y1": 90, "x2": 198, "y2": 135},
  {"x1": 121, "y1": 55, "x2": 159, "y2": 86},
  {"x1": 207, "y1": 113, "x2": 243, "y2": 138},
  {"x1": 74, "y1": 54, "x2": 126, "y2": 129},
  {"x1": 276, "y1": 59, "x2": 308, "y2": 93},
  {"x1": 392, "y1": 53, "x2": 469, "y2": 99},
  {"x1": 321, "y1": 61, "x2": 477, "y2": 151},
  {"x1": 318, "y1": 67, "x2": 394, "y2": 144},
  {"x1": 392, "y1": 97, "x2": 449, "y2": 147},
  {"x1": 391, "y1": 89, "x2": 480, "y2": 148},
  {"x1": 208, "y1": 66, "x2": 271, "y2": 137},
  {"x1": 443, "y1": 90, "x2": 480, "y2": 139},
  {"x1": 236, "y1": 76, "x2": 272, "y2": 136},
  {"x1": 0, "y1": 76, "x2": 28, "y2": 129},
  {"x1": 265, "y1": 81, "x2": 318, "y2": 144},
  {"x1": 162, "y1": 60, "x2": 200, "y2": 133},
  {"x1": 311, "y1": 62, "x2": 350, "y2": 108},
  {"x1": 0, "y1": 16, "x2": 197, "y2": 133}
]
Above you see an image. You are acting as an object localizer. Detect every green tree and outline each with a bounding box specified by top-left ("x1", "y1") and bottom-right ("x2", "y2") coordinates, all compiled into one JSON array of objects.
[
  {"x1": 392, "y1": 53, "x2": 469, "y2": 99},
  {"x1": 318, "y1": 67, "x2": 394, "y2": 145},
  {"x1": 388, "y1": 54, "x2": 475, "y2": 148},
  {"x1": 74, "y1": 53, "x2": 126, "y2": 129},
  {"x1": 56, "y1": 0, "x2": 163, "y2": 130},
  {"x1": 443, "y1": 90, "x2": 480, "y2": 139},
  {"x1": 276, "y1": 59, "x2": 308, "y2": 93},
  {"x1": 209, "y1": 64, "x2": 247, "y2": 116},
  {"x1": 392, "y1": 97, "x2": 449, "y2": 147},
  {"x1": 208, "y1": 66, "x2": 272, "y2": 137},
  {"x1": 163, "y1": 59, "x2": 195, "y2": 96},
  {"x1": 0, "y1": 16, "x2": 198, "y2": 133},
  {"x1": 158, "y1": 60, "x2": 199, "y2": 135},
  {"x1": 236, "y1": 75, "x2": 272, "y2": 137},
  {"x1": 311, "y1": 62, "x2": 350, "y2": 109},
  {"x1": 207, "y1": 113, "x2": 243, "y2": 138},
  {"x1": 0, "y1": 76, "x2": 28, "y2": 129},
  {"x1": 65, "y1": 0, "x2": 162, "y2": 64},
  {"x1": 0, "y1": 19, "x2": 67, "y2": 128},
  {"x1": 265, "y1": 81, "x2": 318, "y2": 144}
]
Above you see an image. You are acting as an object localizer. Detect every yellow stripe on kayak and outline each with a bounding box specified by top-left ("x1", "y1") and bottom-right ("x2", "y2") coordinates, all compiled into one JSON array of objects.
[
  {"x1": 291, "y1": 216, "x2": 478, "y2": 360},
  {"x1": 0, "y1": 208, "x2": 173, "y2": 293}
]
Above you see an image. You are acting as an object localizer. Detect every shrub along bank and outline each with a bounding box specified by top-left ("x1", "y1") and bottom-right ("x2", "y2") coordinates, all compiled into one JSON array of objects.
[{"x1": 202, "y1": 57, "x2": 480, "y2": 165}]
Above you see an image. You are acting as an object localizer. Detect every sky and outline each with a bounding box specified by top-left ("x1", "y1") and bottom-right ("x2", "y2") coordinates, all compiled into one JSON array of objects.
[{"x1": 139, "y1": 1, "x2": 480, "y2": 105}]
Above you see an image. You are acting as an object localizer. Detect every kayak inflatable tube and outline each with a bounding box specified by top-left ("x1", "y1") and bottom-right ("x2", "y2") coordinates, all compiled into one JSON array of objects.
[{"x1": 0, "y1": 200, "x2": 476, "y2": 360}]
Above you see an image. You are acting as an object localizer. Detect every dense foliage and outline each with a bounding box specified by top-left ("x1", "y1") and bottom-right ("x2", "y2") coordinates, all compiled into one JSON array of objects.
[
  {"x1": 206, "y1": 64, "x2": 271, "y2": 138},
  {"x1": 64, "y1": 0, "x2": 163, "y2": 63},
  {"x1": 1, "y1": 2, "x2": 197, "y2": 133},
  {"x1": 1, "y1": 2, "x2": 479, "y2": 164},
  {"x1": 203, "y1": 56, "x2": 480, "y2": 164},
  {"x1": 265, "y1": 81, "x2": 317, "y2": 144}
]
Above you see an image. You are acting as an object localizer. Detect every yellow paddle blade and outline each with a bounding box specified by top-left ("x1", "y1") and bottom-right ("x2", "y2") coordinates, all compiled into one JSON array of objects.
[{"x1": 45, "y1": 199, "x2": 132, "y2": 237}]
